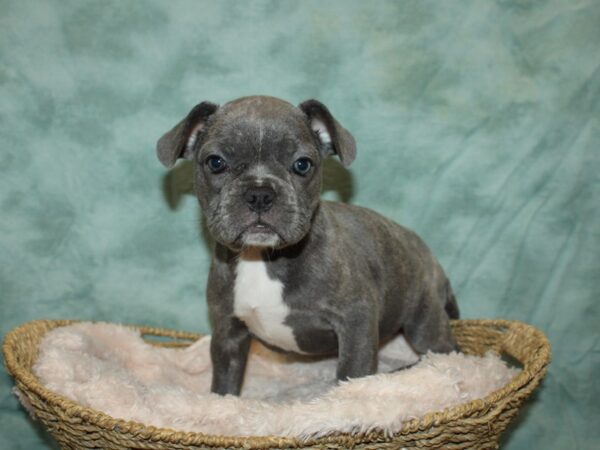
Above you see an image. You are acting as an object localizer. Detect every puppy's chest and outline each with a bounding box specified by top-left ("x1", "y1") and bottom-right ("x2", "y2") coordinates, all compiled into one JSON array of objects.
[{"x1": 233, "y1": 257, "x2": 303, "y2": 353}]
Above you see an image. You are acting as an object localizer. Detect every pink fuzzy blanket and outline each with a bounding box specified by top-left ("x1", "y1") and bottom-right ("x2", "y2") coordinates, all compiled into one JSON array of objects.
[{"x1": 30, "y1": 322, "x2": 519, "y2": 439}]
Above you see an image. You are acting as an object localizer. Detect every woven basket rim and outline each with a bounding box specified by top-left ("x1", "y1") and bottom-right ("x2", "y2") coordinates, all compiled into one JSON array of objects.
[{"x1": 3, "y1": 318, "x2": 551, "y2": 448}]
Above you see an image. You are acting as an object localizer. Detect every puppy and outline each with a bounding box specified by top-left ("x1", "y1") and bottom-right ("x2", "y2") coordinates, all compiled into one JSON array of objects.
[{"x1": 157, "y1": 96, "x2": 459, "y2": 395}]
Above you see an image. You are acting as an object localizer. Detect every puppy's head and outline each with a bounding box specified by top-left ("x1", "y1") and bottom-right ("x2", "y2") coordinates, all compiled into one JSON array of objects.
[{"x1": 156, "y1": 96, "x2": 356, "y2": 251}]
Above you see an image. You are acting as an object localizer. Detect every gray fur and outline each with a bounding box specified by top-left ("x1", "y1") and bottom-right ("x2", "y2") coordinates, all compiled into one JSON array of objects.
[{"x1": 156, "y1": 96, "x2": 459, "y2": 396}]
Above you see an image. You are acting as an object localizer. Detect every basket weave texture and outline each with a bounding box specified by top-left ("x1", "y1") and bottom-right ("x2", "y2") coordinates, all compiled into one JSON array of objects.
[{"x1": 3, "y1": 319, "x2": 550, "y2": 450}]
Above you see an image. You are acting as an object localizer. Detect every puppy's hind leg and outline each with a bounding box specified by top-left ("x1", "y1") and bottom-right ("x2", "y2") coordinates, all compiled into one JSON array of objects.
[
  {"x1": 403, "y1": 293, "x2": 458, "y2": 355},
  {"x1": 444, "y1": 279, "x2": 460, "y2": 320}
]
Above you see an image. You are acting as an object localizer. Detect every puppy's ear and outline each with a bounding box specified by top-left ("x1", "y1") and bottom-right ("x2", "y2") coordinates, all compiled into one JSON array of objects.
[
  {"x1": 299, "y1": 100, "x2": 356, "y2": 167},
  {"x1": 156, "y1": 101, "x2": 219, "y2": 168}
]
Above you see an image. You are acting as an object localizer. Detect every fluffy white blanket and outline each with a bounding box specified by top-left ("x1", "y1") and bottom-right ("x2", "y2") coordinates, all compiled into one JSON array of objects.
[{"x1": 32, "y1": 322, "x2": 518, "y2": 439}]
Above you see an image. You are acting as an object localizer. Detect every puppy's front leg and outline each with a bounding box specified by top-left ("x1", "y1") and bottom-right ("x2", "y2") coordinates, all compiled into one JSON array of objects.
[
  {"x1": 335, "y1": 309, "x2": 379, "y2": 380},
  {"x1": 210, "y1": 316, "x2": 251, "y2": 396}
]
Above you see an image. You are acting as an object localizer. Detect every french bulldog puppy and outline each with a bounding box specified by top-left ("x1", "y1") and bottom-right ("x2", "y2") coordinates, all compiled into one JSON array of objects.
[{"x1": 157, "y1": 96, "x2": 459, "y2": 396}]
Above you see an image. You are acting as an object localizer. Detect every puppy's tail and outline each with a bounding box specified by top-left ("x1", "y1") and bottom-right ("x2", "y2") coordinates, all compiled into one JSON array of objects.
[{"x1": 444, "y1": 280, "x2": 460, "y2": 320}]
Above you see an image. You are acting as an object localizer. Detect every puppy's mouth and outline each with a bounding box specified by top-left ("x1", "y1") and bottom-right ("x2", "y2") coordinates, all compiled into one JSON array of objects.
[
  {"x1": 236, "y1": 220, "x2": 283, "y2": 248},
  {"x1": 246, "y1": 222, "x2": 274, "y2": 233}
]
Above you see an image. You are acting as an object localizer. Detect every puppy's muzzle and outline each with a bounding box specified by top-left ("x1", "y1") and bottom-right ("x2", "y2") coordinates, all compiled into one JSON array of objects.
[{"x1": 244, "y1": 186, "x2": 276, "y2": 213}]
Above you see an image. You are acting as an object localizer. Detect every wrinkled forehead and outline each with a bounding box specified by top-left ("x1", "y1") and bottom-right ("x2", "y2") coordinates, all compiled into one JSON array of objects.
[{"x1": 207, "y1": 107, "x2": 315, "y2": 152}]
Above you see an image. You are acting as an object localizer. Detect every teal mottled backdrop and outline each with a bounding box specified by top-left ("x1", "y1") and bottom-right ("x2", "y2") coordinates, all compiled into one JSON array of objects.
[{"x1": 1, "y1": 0, "x2": 599, "y2": 448}]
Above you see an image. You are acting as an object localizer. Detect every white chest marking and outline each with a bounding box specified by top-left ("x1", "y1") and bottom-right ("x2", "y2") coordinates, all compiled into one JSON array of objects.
[{"x1": 233, "y1": 251, "x2": 302, "y2": 353}]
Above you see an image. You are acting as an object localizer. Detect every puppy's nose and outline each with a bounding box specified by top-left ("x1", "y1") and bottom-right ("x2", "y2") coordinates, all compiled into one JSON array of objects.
[{"x1": 244, "y1": 186, "x2": 276, "y2": 212}]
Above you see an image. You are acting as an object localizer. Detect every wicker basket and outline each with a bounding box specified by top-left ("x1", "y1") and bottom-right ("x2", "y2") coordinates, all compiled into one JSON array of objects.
[{"x1": 3, "y1": 319, "x2": 550, "y2": 450}]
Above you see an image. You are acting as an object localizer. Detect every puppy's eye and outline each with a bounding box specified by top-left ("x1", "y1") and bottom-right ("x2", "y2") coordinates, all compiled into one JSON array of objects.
[
  {"x1": 292, "y1": 157, "x2": 313, "y2": 176},
  {"x1": 205, "y1": 155, "x2": 227, "y2": 173}
]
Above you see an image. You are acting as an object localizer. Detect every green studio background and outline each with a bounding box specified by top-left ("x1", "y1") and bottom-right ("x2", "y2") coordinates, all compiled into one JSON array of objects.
[{"x1": 1, "y1": 1, "x2": 598, "y2": 448}]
